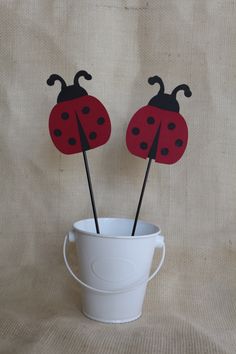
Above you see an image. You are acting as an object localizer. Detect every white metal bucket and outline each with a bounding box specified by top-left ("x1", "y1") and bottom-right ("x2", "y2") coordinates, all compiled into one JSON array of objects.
[{"x1": 63, "y1": 218, "x2": 165, "y2": 323}]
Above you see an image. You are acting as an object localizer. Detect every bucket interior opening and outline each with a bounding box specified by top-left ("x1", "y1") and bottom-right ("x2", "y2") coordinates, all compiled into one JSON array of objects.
[{"x1": 73, "y1": 218, "x2": 160, "y2": 237}]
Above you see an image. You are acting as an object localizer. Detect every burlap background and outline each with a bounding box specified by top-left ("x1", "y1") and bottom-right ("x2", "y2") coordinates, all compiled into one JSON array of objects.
[{"x1": 0, "y1": 1, "x2": 235, "y2": 353}]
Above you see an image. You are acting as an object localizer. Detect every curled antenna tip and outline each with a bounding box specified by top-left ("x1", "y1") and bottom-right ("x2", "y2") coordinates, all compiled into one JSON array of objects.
[
  {"x1": 185, "y1": 88, "x2": 192, "y2": 97},
  {"x1": 47, "y1": 76, "x2": 54, "y2": 86},
  {"x1": 148, "y1": 76, "x2": 157, "y2": 85}
]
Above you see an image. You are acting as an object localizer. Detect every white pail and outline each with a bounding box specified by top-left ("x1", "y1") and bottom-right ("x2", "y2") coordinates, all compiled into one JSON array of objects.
[{"x1": 63, "y1": 218, "x2": 165, "y2": 323}]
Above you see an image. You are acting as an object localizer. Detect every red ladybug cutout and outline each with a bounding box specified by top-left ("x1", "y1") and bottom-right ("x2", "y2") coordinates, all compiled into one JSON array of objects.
[
  {"x1": 126, "y1": 76, "x2": 191, "y2": 164},
  {"x1": 47, "y1": 71, "x2": 111, "y2": 155}
]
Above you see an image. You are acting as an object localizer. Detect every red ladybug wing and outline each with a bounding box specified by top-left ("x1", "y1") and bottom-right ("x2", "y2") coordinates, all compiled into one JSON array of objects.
[
  {"x1": 126, "y1": 106, "x2": 162, "y2": 159},
  {"x1": 73, "y1": 95, "x2": 111, "y2": 150},
  {"x1": 49, "y1": 96, "x2": 111, "y2": 155},
  {"x1": 49, "y1": 101, "x2": 82, "y2": 154},
  {"x1": 155, "y1": 108, "x2": 188, "y2": 164}
]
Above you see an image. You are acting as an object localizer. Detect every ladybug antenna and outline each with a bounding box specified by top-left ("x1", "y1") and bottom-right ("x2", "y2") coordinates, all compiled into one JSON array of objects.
[
  {"x1": 148, "y1": 76, "x2": 165, "y2": 95},
  {"x1": 171, "y1": 84, "x2": 192, "y2": 99},
  {"x1": 74, "y1": 70, "x2": 92, "y2": 86},
  {"x1": 47, "y1": 74, "x2": 67, "y2": 90}
]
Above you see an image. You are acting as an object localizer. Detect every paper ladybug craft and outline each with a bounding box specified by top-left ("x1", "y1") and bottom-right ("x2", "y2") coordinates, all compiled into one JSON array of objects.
[
  {"x1": 47, "y1": 71, "x2": 111, "y2": 233},
  {"x1": 126, "y1": 75, "x2": 191, "y2": 164},
  {"x1": 126, "y1": 76, "x2": 191, "y2": 235},
  {"x1": 47, "y1": 70, "x2": 111, "y2": 155}
]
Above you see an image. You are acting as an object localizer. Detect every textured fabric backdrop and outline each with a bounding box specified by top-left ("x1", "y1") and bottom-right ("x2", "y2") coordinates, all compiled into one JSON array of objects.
[{"x1": 0, "y1": 1, "x2": 235, "y2": 353}]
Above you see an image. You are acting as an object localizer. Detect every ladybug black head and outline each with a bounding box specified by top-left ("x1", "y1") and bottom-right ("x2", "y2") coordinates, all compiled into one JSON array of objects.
[
  {"x1": 147, "y1": 76, "x2": 192, "y2": 113},
  {"x1": 47, "y1": 70, "x2": 92, "y2": 103}
]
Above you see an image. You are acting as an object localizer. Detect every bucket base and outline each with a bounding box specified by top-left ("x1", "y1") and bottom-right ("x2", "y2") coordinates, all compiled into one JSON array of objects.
[{"x1": 82, "y1": 309, "x2": 142, "y2": 324}]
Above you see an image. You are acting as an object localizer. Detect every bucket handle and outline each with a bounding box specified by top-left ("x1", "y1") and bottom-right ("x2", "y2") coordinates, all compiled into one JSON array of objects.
[{"x1": 63, "y1": 234, "x2": 165, "y2": 295}]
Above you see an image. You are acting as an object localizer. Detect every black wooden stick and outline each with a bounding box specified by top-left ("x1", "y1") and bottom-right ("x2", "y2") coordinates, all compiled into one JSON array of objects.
[
  {"x1": 82, "y1": 151, "x2": 100, "y2": 234},
  {"x1": 131, "y1": 158, "x2": 152, "y2": 236}
]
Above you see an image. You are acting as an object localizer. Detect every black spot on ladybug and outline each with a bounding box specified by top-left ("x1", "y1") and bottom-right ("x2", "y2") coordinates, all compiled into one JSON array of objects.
[
  {"x1": 54, "y1": 129, "x2": 62, "y2": 137},
  {"x1": 161, "y1": 148, "x2": 169, "y2": 156},
  {"x1": 68, "y1": 138, "x2": 76, "y2": 145},
  {"x1": 147, "y1": 116, "x2": 155, "y2": 124},
  {"x1": 97, "y1": 117, "x2": 105, "y2": 125},
  {"x1": 132, "y1": 127, "x2": 140, "y2": 135},
  {"x1": 168, "y1": 122, "x2": 176, "y2": 130},
  {"x1": 89, "y1": 132, "x2": 97, "y2": 140},
  {"x1": 61, "y1": 112, "x2": 69, "y2": 120},
  {"x1": 82, "y1": 106, "x2": 90, "y2": 114},
  {"x1": 140, "y1": 142, "x2": 148, "y2": 150},
  {"x1": 175, "y1": 139, "x2": 183, "y2": 147}
]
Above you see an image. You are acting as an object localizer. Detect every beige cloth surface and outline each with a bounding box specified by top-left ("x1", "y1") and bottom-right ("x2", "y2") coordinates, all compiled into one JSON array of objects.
[{"x1": 0, "y1": 1, "x2": 235, "y2": 353}]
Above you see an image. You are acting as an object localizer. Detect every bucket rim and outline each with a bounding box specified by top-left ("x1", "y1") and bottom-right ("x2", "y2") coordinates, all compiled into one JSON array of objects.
[{"x1": 72, "y1": 217, "x2": 161, "y2": 239}]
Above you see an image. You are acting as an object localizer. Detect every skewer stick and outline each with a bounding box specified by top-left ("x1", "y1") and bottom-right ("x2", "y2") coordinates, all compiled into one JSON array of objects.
[
  {"x1": 131, "y1": 158, "x2": 152, "y2": 236},
  {"x1": 82, "y1": 151, "x2": 100, "y2": 234}
]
